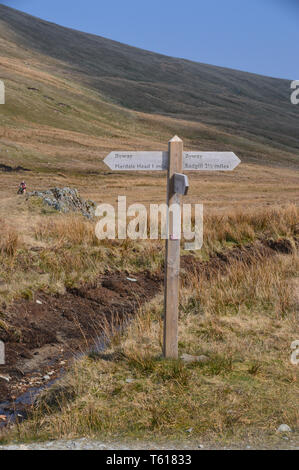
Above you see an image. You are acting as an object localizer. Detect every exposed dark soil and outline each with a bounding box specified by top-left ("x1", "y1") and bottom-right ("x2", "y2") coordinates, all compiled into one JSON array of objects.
[
  {"x1": 0, "y1": 270, "x2": 162, "y2": 420},
  {"x1": 181, "y1": 237, "x2": 295, "y2": 279},
  {"x1": 0, "y1": 237, "x2": 296, "y2": 425},
  {"x1": 0, "y1": 163, "x2": 30, "y2": 173}
]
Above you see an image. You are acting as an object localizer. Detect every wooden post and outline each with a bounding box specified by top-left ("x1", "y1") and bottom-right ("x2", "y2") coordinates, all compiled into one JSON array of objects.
[{"x1": 163, "y1": 135, "x2": 183, "y2": 359}]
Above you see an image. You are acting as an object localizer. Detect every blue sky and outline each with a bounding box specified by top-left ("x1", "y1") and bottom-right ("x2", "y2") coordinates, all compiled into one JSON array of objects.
[{"x1": 1, "y1": 0, "x2": 298, "y2": 79}]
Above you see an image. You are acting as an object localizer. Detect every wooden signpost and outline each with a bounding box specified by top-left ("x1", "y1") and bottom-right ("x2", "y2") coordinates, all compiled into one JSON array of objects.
[
  {"x1": 164, "y1": 136, "x2": 183, "y2": 359},
  {"x1": 104, "y1": 137, "x2": 241, "y2": 359},
  {"x1": 0, "y1": 80, "x2": 4, "y2": 105}
]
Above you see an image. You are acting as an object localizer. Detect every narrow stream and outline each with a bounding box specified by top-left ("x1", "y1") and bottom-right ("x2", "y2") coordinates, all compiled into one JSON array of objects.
[
  {"x1": 0, "y1": 380, "x2": 57, "y2": 428},
  {"x1": 0, "y1": 332, "x2": 110, "y2": 428}
]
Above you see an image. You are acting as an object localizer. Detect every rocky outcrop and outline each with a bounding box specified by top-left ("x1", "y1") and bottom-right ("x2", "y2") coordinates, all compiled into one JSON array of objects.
[{"x1": 27, "y1": 187, "x2": 96, "y2": 219}]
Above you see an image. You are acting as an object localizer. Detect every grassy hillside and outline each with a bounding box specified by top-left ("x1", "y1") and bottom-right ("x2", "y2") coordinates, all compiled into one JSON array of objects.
[
  {"x1": 0, "y1": 6, "x2": 298, "y2": 446},
  {"x1": 0, "y1": 2, "x2": 299, "y2": 173},
  {"x1": 0, "y1": 4, "x2": 298, "y2": 228}
]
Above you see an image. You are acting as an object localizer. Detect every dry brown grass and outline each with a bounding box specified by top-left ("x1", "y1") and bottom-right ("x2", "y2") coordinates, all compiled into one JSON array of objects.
[
  {"x1": 0, "y1": 221, "x2": 22, "y2": 257},
  {"x1": 203, "y1": 204, "x2": 299, "y2": 251},
  {"x1": 3, "y1": 235, "x2": 298, "y2": 445},
  {"x1": 0, "y1": 204, "x2": 297, "y2": 306},
  {"x1": 0, "y1": 202, "x2": 298, "y2": 446},
  {"x1": 34, "y1": 215, "x2": 100, "y2": 247},
  {"x1": 182, "y1": 254, "x2": 298, "y2": 319}
]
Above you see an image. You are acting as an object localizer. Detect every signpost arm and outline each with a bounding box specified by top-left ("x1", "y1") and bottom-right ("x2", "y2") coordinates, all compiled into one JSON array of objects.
[{"x1": 163, "y1": 136, "x2": 183, "y2": 359}]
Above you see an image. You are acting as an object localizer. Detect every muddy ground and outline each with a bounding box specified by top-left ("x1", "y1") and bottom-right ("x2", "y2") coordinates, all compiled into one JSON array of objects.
[
  {"x1": 181, "y1": 237, "x2": 295, "y2": 278},
  {"x1": 0, "y1": 237, "x2": 296, "y2": 424},
  {"x1": 0, "y1": 270, "x2": 162, "y2": 422},
  {"x1": 0, "y1": 164, "x2": 30, "y2": 173}
]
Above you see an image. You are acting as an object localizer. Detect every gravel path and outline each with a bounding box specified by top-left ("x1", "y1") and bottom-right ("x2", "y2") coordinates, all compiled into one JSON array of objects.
[{"x1": 0, "y1": 437, "x2": 298, "y2": 450}]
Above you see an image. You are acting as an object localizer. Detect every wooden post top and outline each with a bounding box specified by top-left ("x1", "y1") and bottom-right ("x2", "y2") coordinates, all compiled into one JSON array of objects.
[{"x1": 169, "y1": 135, "x2": 182, "y2": 143}]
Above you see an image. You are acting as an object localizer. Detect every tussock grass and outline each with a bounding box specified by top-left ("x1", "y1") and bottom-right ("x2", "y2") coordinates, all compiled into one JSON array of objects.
[
  {"x1": 202, "y1": 204, "x2": 299, "y2": 254},
  {"x1": 0, "y1": 205, "x2": 297, "y2": 306},
  {"x1": 0, "y1": 221, "x2": 22, "y2": 257},
  {"x1": 4, "y1": 244, "x2": 298, "y2": 444},
  {"x1": 34, "y1": 215, "x2": 100, "y2": 247},
  {"x1": 183, "y1": 254, "x2": 298, "y2": 318}
]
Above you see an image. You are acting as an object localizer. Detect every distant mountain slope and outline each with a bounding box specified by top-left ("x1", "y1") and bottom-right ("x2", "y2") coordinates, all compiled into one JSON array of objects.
[{"x1": 0, "y1": 3, "x2": 298, "y2": 170}]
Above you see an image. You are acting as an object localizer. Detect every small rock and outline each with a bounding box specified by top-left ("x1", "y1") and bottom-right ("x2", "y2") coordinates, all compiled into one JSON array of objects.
[
  {"x1": 43, "y1": 375, "x2": 50, "y2": 381},
  {"x1": 36, "y1": 300, "x2": 42, "y2": 305},
  {"x1": 0, "y1": 374, "x2": 11, "y2": 382},
  {"x1": 277, "y1": 424, "x2": 292, "y2": 433},
  {"x1": 181, "y1": 353, "x2": 209, "y2": 364}
]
